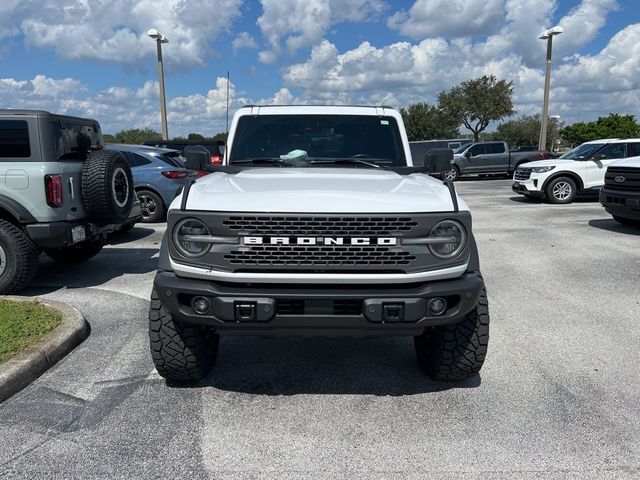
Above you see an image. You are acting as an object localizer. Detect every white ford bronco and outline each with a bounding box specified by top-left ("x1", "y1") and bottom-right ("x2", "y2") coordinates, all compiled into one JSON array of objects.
[{"x1": 149, "y1": 105, "x2": 490, "y2": 381}]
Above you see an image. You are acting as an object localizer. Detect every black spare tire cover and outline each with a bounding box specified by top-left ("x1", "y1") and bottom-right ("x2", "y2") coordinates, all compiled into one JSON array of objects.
[{"x1": 81, "y1": 149, "x2": 134, "y2": 224}]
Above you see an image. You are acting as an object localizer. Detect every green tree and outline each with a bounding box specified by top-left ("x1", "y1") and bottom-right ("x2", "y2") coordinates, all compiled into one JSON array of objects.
[
  {"x1": 102, "y1": 133, "x2": 116, "y2": 143},
  {"x1": 399, "y1": 102, "x2": 459, "y2": 141},
  {"x1": 559, "y1": 114, "x2": 640, "y2": 146},
  {"x1": 438, "y1": 75, "x2": 515, "y2": 141},
  {"x1": 187, "y1": 132, "x2": 205, "y2": 141},
  {"x1": 211, "y1": 132, "x2": 228, "y2": 142},
  {"x1": 112, "y1": 128, "x2": 162, "y2": 144},
  {"x1": 493, "y1": 114, "x2": 563, "y2": 151}
]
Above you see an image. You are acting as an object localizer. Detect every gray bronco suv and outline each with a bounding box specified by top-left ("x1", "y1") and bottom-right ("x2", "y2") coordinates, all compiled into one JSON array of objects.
[{"x1": 0, "y1": 109, "x2": 140, "y2": 294}]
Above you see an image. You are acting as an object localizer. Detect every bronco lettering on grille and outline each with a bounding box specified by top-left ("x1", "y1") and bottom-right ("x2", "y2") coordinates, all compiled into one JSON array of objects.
[{"x1": 243, "y1": 236, "x2": 398, "y2": 246}]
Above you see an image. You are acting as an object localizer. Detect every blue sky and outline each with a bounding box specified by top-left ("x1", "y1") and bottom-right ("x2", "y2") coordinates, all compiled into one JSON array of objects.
[{"x1": 0, "y1": 0, "x2": 638, "y2": 136}]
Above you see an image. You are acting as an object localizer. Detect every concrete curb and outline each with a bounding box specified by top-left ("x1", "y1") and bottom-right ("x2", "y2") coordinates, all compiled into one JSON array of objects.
[{"x1": 0, "y1": 296, "x2": 87, "y2": 403}]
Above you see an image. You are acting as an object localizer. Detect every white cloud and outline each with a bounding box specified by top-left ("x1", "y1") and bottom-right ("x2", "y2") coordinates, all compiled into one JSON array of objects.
[
  {"x1": 0, "y1": 74, "x2": 290, "y2": 137},
  {"x1": 555, "y1": 0, "x2": 619, "y2": 56},
  {"x1": 281, "y1": 18, "x2": 640, "y2": 125},
  {"x1": 4, "y1": 0, "x2": 244, "y2": 69},
  {"x1": 232, "y1": 32, "x2": 258, "y2": 52},
  {"x1": 388, "y1": 0, "x2": 505, "y2": 39},
  {"x1": 257, "y1": 0, "x2": 386, "y2": 63}
]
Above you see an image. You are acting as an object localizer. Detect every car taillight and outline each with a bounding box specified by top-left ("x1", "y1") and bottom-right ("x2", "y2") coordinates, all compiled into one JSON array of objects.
[
  {"x1": 540, "y1": 151, "x2": 549, "y2": 159},
  {"x1": 196, "y1": 170, "x2": 209, "y2": 178},
  {"x1": 210, "y1": 155, "x2": 223, "y2": 166},
  {"x1": 161, "y1": 170, "x2": 189, "y2": 179},
  {"x1": 45, "y1": 174, "x2": 64, "y2": 207}
]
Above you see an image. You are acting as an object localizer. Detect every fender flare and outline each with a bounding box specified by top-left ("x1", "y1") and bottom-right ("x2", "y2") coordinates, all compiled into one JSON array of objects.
[{"x1": 0, "y1": 194, "x2": 37, "y2": 224}]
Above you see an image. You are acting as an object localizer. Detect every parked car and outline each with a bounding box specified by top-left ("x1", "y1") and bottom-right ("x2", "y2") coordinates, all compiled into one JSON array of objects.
[
  {"x1": 0, "y1": 110, "x2": 139, "y2": 294},
  {"x1": 143, "y1": 140, "x2": 225, "y2": 167},
  {"x1": 149, "y1": 105, "x2": 490, "y2": 382},
  {"x1": 512, "y1": 138, "x2": 640, "y2": 204},
  {"x1": 446, "y1": 141, "x2": 547, "y2": 180},
  {"x1": 599, "y1": 156, "x2": 640, "y2": 225},
  {"x1": 106, "y1": 144, "x2": 195, "y2": 223},
  {"x1": 409, "y1": 139, "x2": 473, "y2": 164}
]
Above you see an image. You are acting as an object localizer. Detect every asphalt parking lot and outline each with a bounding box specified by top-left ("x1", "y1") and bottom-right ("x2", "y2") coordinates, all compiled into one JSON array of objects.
[{"x1": 1, "y1": 178, "x2": 639, "y2": 479}]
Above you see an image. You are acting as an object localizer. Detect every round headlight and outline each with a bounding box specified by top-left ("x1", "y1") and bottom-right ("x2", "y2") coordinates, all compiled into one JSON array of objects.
[
  {"x1": 173, "y1": 218, "x2": 211, "y2": 257},
  {"x1": 428, "y1": 220, "x2": 466, "y2": 259}
]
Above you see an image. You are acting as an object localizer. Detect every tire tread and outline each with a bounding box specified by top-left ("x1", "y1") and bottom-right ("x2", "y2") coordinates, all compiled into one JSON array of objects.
[{"x1": 148, "y1": 289, "x2": 218, "y2": 381}]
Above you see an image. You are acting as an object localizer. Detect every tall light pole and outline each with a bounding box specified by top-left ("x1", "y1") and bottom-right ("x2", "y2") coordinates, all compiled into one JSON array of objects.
[
  {"x1": 148, "y1": 29, "x2": 169, "y2": 141},
  {"x1": 537, "y1": 26, "x2": 563, "y2": 151}
]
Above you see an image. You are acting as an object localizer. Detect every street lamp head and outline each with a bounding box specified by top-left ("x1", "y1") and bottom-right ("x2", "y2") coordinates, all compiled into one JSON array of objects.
[
  {"x1": 147, "y1": 28, "x2": 169, "y2": 43},
  {"x1": 538, "y1": 25, "x2": 563, "y2": 40}
]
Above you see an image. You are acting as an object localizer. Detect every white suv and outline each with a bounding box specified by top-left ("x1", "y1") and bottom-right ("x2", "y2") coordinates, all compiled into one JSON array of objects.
[{"x1": 512, "y1": 139, "x2": 640, "y2": 204}]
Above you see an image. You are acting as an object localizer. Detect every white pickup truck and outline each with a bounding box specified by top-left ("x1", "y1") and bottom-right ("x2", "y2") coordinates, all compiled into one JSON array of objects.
[
  {"x1": 512, "y1": 138, "x2": 640, "y2": 203},
  {"x1": 148, "y1": 105, "x2": 490, "y2": 382}
]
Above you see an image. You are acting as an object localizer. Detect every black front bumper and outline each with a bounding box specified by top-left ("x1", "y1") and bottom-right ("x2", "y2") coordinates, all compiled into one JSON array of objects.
[
  {"x1": 153, "y1": 271, "x2": 484, "y2": 336},
  {"x1": 600, "y1": 188, "x2": 640, "y2": 221}
]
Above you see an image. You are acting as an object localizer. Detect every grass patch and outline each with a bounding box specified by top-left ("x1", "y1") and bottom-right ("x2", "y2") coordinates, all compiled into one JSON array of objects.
[{"x1": 0, "y1": 299, "x2": 62, "y2": 365}]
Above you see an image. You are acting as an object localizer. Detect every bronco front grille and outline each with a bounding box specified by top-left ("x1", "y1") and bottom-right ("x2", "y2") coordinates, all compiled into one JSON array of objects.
[
  {"x1": 222, "y1": 216, "x2": 419, "y2": 236},
  {"x1": 514, "y1": 169, "x2": 531, "y2": 181},
  {"x1": 224, "y1": 244, "x2": 416, "y2": 267},
  {"x1": 169, "y1": 212, "x2": 472, "y2": 275}
]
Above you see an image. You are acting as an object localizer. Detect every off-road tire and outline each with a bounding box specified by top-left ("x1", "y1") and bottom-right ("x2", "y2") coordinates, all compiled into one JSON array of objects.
[
  {"x1": 0, "y1": 219, "x2": 39, "y2": 294},
  {"x1": 545, "y1": 176, "x2": 577, "y2": 204},
  {"x1": 414, "y1": 286, "x2": 490, "y2": 380},
  {"x1": 444, "y1": 166, "x2": 460, "y2": 182},
  {"x1": 613, "y1": 215, "x2": 640, "y2": 226},
  {"x1": 137, "y1": 189, "x2": 166, "y2": 223},
  {"x1": 149, "y1": 289, "x2": 219, "y2": 382},
  {"x1": 45, "y1": 237, "x2": 104, "y2": 263},
  {"x1": 82, "y1": 149, "x2": 134, "y2": 224}
]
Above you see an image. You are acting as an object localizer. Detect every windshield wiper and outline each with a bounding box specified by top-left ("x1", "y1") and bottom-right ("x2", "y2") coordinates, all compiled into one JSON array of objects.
[
  {"x1": 231, "y1": 158, "x2": 292, "y2": 167},
  {"x1": 310, "y1": 158, "x2": 384, "y2": 169}
]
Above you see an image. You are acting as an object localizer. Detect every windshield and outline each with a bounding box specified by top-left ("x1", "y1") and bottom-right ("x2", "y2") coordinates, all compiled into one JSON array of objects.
[
  {"x1": 453, "y1": 144, "x2": 471, "y2": 154},
  {"x1": 559, "y1": 143, "x2": 605, "y2": 160},
  {"x1": 228, "y1": 114, "x2": 406, "y2": 167}
]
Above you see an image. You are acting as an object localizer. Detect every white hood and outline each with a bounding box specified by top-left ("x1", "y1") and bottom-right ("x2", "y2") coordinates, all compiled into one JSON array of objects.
[
  {"x1": 609, "y1": 155, "x2": 640, "y2": 168},
  {"x1": 172, "y1": 168, "x2": 468, "y2": 213},
  {"x1": 518, "y1": 159, "x2": 576, "y2": 168}
]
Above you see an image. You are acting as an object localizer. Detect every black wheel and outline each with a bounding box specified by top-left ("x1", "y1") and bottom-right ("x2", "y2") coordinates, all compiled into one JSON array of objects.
[
  {"x1": 149, "y1": 289, "x2": 219, "y2": 382},
  {"x1": 82, "y1": 149, "x2": 134, "y2": 224},
  {"x1": 545, "y1": 176, "x2": 577, "y2": 204},
  {"x1": 0, "y1": 220, "x2": 39, "y2": 294},
  {"x1": 44, "y1": 237, "x2": 104, "y2": 263},
  {"x1": 613, "y1": 215, "x2": 640, "y2": 226},
  {"x1": 137, "y1": 190, "x2": 165, "y2": 223},
  {"x1": 415, "y1": 286, "x2": 490, "y2": 380},
  {"x1": 444, "y1": 166, "x2": 459, "y2": 181}
]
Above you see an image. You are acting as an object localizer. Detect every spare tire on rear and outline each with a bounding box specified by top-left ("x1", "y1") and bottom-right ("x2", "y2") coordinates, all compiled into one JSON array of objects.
[{"x1": 82, "y1": 149, "x2": 134, "y2": 224}]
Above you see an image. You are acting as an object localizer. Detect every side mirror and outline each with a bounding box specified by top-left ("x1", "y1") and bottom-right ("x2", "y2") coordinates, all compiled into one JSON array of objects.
[
  {"x1": 593, "y1": 153, "x2": 606, "y2": 161},
  {"x1": 464, "y1": 150, "x2": 471, "y2": 158},
  {"x1": 184, "y1": 145, "x2": 211, "y2": 171},
  {"x1": 423, "y1": 148, "x2": 453, "y2": 173}
]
